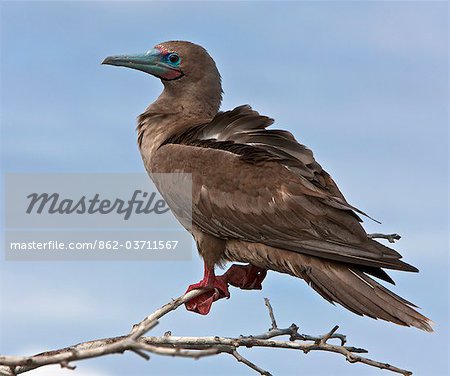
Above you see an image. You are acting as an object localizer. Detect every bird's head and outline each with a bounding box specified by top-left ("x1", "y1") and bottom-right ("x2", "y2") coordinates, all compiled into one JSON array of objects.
[{"x1": 102, "y1": 41, "x2": 222, "y2": 115}]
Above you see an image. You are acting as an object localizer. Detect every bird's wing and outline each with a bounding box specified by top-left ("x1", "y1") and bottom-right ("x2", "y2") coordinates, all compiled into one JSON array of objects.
[
  {"x1": 164, "y1": 105, "x2": 377, "y2": 222},
  {"x1": 155, "y1": 105, "x2": 416, "y2": 272}
]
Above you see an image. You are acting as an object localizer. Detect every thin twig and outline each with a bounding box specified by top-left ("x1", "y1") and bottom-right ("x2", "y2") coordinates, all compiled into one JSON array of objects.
[
  {"x1": 264, "y1": 298, "x2": 278, "y2": 330},
  {"x1": 232, "y1": 350, "x2": 272, "y2": 376},
  {"x1": 319, "y1": 325, "x2": 340, "y2": 344}
]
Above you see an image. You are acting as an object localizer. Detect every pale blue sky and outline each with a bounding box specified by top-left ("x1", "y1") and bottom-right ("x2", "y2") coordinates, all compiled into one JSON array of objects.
[{"x1": 1, "y1": 1, "x2": 449, "y2": 375}]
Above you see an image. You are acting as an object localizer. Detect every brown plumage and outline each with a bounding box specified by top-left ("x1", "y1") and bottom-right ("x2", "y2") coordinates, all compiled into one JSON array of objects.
[{"x1": 103, "y1": 40, "x2": 432, "y2": 332}]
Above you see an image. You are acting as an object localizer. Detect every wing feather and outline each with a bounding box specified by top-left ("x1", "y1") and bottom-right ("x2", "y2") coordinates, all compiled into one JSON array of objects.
[{"x1": 153, "y1": 105, "x2": 416, "y2": 272}]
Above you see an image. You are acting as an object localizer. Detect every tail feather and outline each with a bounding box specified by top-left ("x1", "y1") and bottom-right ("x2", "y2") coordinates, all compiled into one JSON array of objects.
[
  {"x1": 292, "y1": 257, "x2": 433, "y2": 332},
  {"x1": 356, "y1": 265, "x2": 395, "y2": 285},
  {"x1": 224, "y1": 241, "x2": 433, "y2": 332}
]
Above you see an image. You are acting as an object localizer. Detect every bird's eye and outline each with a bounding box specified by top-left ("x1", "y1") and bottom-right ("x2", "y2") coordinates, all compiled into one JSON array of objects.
[{"x1": 167, "y1": 53, "x2": 180, "y2": 64}]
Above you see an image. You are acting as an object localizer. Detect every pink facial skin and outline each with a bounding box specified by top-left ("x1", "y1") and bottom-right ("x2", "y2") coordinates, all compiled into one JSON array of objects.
[
  {"x1": 161, "y1": 69, "x2": 183, "y2": 80},
  {"x1": 154, "y1": 45, "x2": 183, "y2": 81}
]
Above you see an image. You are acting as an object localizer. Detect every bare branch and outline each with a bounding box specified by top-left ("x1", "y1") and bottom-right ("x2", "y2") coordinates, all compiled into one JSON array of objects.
[
  {"x1": 368, "y1": 233, "x2": 402, "y2": 243},
  {"x1": 129, "y1": 288, "x2": 208, "y2": 339},
  {"x1": 0, "y1": 290, "x2": 413, "y2": 376}
]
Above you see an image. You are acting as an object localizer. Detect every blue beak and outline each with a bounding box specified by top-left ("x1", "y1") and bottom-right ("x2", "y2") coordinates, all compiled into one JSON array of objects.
[{"x1": 102, "y1": 48, "x2": 168, "y2": 77}]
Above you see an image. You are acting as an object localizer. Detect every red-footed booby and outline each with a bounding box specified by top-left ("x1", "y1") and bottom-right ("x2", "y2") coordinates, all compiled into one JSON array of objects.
[{"x1": 103, "y1": 41, "x2": 432, "y2": 331}]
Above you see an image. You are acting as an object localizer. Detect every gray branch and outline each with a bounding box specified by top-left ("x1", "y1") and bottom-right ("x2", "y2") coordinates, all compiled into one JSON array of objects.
[
  {"x1": 368, "y1": 233, "x2": 402, "y2": 243},
  {"x1": 0, "y1": 289, "x2": 412, "y2": 376}
]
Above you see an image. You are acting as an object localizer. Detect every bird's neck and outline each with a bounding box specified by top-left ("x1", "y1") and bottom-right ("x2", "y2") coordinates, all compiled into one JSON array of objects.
[
  {"x1": 136, "y1": 76, "x2": 223, "y2": 174},
  {"x1": 138, "y1": 80, "x2": 221, "y2": 147},
  {"x1": 151, "y1": 80, "x2": 222, "y2": 118},
  {"x1": 137, "y1": 87, "x2": 221, "y2": 169}
]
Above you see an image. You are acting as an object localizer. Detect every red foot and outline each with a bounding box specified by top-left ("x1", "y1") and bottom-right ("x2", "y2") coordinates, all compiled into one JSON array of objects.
[
  {"x1": 185, "y1": 263, "x2": 267, "y2": 315},
  {"x1": 224, "y1": 264, "x2": 267, "y2": 290},
  {"x1": 185, "y1": 267, "x2": 230, "y2": 315}
]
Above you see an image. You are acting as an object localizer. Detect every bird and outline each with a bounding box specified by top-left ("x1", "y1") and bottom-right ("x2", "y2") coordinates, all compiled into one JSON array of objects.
[{"x1": 103, "y1": 40, "x2": 432, "y2": 332}]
